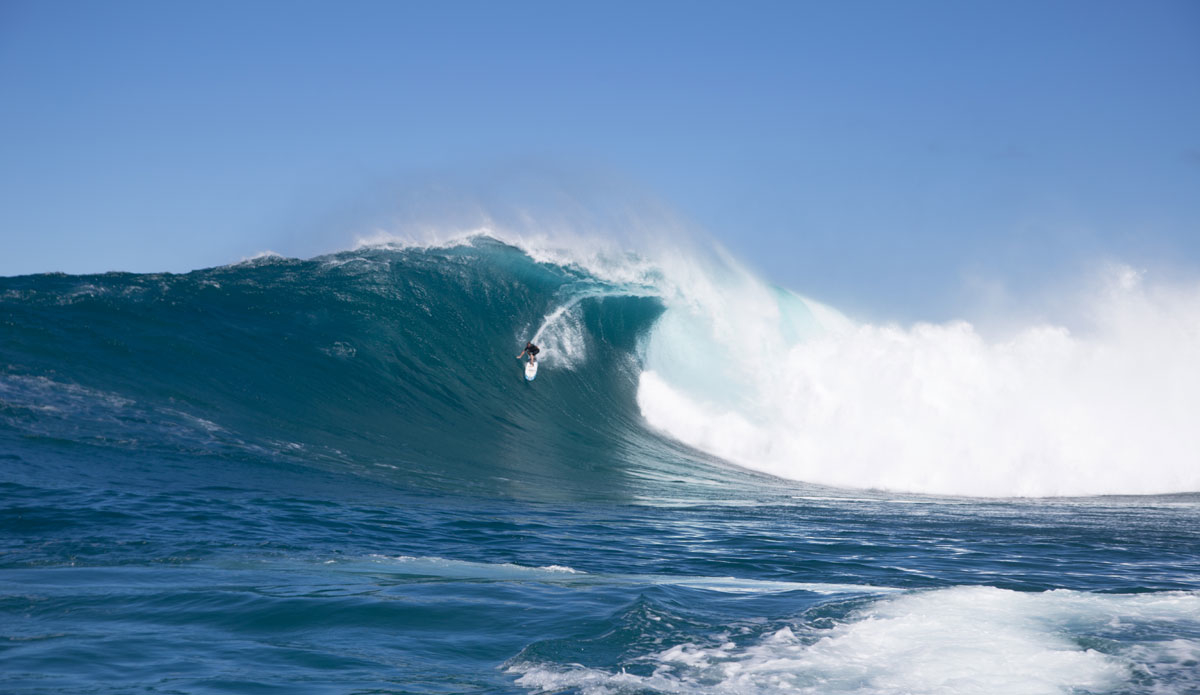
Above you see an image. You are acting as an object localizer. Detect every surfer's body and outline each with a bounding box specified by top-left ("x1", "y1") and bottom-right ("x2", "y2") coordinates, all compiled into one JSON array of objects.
[
  {"x1": 518, "y1": 341, "x2": 540, "y2": 381},
  {"x1": 517, "y1": 341, "x2": 539, "y2": 364}
]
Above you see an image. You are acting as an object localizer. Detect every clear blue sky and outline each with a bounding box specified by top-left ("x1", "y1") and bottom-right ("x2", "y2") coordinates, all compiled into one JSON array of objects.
[{"x1": 2, "y1": 0, "x2": 1198, "y2": 317}]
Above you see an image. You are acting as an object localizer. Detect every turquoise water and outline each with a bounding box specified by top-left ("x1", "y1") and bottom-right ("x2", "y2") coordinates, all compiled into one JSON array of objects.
[{"x1": 3, "y1": 239, "x2": 1199, "y2": 693}]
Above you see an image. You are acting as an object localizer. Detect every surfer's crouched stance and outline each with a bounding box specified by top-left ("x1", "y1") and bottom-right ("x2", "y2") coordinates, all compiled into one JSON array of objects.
[{"x1": 517, "y1": 341, "x2": 540, "y2": 363}]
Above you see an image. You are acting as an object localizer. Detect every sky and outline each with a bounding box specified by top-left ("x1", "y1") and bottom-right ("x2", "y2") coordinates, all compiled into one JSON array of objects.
[{"x1": 2, "y1": 0, "x2": 1198, "y2": 318}]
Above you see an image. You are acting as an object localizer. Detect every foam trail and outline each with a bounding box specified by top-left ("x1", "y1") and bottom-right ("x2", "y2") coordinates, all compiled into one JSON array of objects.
[{"x1": 530, "y1": 301, "x2": 587, "y2": 369}]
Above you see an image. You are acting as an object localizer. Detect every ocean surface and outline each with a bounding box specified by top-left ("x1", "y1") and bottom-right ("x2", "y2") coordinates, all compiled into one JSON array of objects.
[{"x1": 2, "y1": 236, "x2": 1198, "y2": 694}]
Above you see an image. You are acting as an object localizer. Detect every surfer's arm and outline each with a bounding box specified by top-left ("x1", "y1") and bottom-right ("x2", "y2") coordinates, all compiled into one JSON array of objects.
[{"x1": 516, "y1": 349, "x2": 527, "y2": 359}]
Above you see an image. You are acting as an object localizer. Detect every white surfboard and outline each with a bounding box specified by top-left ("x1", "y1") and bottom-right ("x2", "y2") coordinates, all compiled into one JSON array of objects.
[{"x1": 524, "y1": 360, "x2": 538, "y2": 381}]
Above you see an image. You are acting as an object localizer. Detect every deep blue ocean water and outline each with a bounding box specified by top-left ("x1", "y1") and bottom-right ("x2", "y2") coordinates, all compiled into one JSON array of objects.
[{"x1": 3, "y1": 239, "x2": 1198, "y2": 694}]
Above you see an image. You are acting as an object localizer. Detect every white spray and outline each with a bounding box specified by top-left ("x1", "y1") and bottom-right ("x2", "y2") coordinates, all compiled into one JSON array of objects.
[{"x1": 637, "y1": 264, "x2": 1200, "y2": 497}]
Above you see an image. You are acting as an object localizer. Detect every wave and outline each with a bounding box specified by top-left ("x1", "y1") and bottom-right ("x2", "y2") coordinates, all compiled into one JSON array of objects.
[
  {"x1": 0, "y1": 236, "x2": 758, "y2": 502},
  {"x1": 3, "y1": 232, "x2": 1199, "y2": 497}
]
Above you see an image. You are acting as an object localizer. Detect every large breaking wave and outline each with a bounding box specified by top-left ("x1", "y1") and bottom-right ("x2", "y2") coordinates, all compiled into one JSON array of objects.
[{"x1": 2, "y1": 232, "x2": 1198, "y2": 497}]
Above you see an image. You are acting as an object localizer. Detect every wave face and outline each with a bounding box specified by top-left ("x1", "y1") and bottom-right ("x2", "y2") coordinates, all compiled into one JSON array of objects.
[
  {"x1": 0, "y1": 237, "x2": 753, "y2": 502},
  {"x1": 3, "y1": 234, "x2": 1199, "y2": 497}
]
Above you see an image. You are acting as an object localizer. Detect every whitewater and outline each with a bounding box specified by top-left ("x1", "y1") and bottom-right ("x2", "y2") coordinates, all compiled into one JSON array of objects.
[{"x1": 2, "y1": 232, "x2": 1198, "y2": 694}]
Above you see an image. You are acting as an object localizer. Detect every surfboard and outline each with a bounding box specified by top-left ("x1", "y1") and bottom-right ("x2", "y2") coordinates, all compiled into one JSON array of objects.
[{"x1": 525, "y1": 360, "x2": 538, "y2": 381}]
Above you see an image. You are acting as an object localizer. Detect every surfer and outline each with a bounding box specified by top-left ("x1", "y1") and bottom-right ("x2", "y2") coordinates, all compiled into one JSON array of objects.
[{"x1": 517, "y1": 341, "x2": 540, "y2": 364}]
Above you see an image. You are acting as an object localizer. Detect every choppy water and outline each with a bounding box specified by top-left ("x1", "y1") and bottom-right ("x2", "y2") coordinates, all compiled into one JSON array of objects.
[{"x1": 3, "y1": 237, "x2": 1198, "y2": 693}]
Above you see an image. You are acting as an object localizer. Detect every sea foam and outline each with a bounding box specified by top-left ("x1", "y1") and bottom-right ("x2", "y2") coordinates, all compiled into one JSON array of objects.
[{"x1": 510, "y1": 586, "x2": 1200, "y2": 695}]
